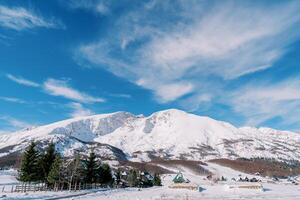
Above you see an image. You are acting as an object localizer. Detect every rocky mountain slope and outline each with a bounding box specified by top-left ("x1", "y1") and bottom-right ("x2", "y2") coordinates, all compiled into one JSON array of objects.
[{"x1": 0, "y1": 109, "x2": 299, "y2": 163}]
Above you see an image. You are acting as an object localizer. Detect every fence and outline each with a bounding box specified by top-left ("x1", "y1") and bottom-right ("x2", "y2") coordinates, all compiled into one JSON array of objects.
[
  {"x1": 14, "y1": 182, "x2": 48, "y2": 192},
  {"x1": 0, "y1": 182, "x2": 106, "y2": 193}
]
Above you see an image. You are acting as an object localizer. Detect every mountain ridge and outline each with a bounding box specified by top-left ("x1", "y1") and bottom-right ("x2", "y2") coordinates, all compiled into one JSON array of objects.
[{"x1": 0, "y1": 109, "x2": 299, "y2": 163}]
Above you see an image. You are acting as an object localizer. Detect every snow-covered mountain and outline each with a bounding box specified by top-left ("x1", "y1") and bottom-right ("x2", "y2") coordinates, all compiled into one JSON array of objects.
[{"x1": 0, "y1": 109, "x2": 299, "y2": 162}]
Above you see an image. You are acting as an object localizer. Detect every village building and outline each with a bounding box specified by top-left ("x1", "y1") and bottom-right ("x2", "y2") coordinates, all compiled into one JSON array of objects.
[{"x1": 169, "y1": 172, "x2": 199, "y2": 191}]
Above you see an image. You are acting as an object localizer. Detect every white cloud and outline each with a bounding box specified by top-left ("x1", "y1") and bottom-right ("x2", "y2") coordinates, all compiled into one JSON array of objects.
[
  {"x1": 95, "y1": 2, "x2": 109, "y2": 15},
  {"x1": 109, "y1": 93, "x2": 132, "y2": 99},
  {"x1": 6, "y1": 74, "x2": 40, "y2": 87},
  {"x1": 78, "y1": 1, "x2": 300, "y2": 104},
  {"x1": 0, "y1": 5, "x2": 63, "y2": 31},
  {"x1": 154, "y1": 82, "x2": 194, "y2": 103},
  {"x1": 0, "y1": 130, "x2": 8, "y2": 135},
  {"x1": 148, "y1": 2, "x2": 300, "y2": 81},
  {"x1": 8, "y1": 118, "x2": 32, "y2": 129},
  {"x1": 68, "y1": 102, "x2": 94, "y2": 118},
  {"x1": 0, "y1": 96, "x2": 26, "y2": 104},
  {"x1": 66, "y1": 0, "x2": 110, "y2": 15},
  {"x1": 229, "y1": 78, "x2": 300, "y2": 127},
  {"x1": 180, "y1": 94, "x2": 212, "y2": 112},
  {"x1": 0, "y1": 116, "x2": 34, "y2": 130},
  {"x1": 43, "y1": 78, "x2": 105, "y2": 104},
  {"x1": 6, "y1": 74, "x2": 105, "y2": 104}
]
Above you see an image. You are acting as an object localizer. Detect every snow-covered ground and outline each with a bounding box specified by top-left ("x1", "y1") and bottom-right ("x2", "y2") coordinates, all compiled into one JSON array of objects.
[
  {"x1": 65, "y1": 184, "x2": 300, "y2": 200},
  {"x1": 0, "y1": 163, "x2": 299, "y2": 200},
  {"x1": 0, "y1": 169, "x2": 18, "y2": 187},
  {"x1": 1, "y1": 183, "x2": 299, "y2": 200}
]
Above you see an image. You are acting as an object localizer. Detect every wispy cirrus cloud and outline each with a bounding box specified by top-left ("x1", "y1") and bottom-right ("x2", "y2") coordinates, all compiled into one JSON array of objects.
[
  {"x1": 6, "y1": 74, "x2": 105, "y2": 104},
  {"x1": 75, "y1": 0, "x2": 300, "y2": 130},
  {"x1": 68, "y1": 102, "x2": 94, "y2": 118},
  {"x1": 64, "y1": 0, "x2": 111, "y2": 15},
  {"x1": 77, "y1": 0, "x2": 300, "y2": 104},
  {"x1": 0, "y1": 130, "x2": 8, "y2": 135},
  {"x1": 43, "y1": 78, "x2": 105, "y2": 104},
  {"x1": 0, "y1": 116, "x2": 34, "y2": 131},
  {"x1": 151, "y1": 82, "x2": 194, "y2": 103},
  {"x1": 109, "y1": 93, "x2": 131, "y2": 99},
  {"x1": 0, "y1": 96, "x2": 27, "y2": 104},
  {"x1": 6, "y1": 74, "x2": 40, "y2": 87},
  {"x1": 229, "y1": 78, "x2": 300, "y2": 128},
  {"x1": 0, "y1": 5, "x2": 64, "y2": 31},
  {"x1": 5, "y1": 74, "x2": 104, "y2": 119}
]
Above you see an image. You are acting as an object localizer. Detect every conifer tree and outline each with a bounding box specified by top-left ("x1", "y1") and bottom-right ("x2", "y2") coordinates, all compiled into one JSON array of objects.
[
  {"x1": 99, "y1": 163, "x2": 112, "y2": 184},
  {"x1": 41, "y1": 142, "x2": 57, "y2": 181},
  {"x1": 83, "y1": 150, "x2": 98, "y2": 183},
  {"x1": 127, "y1": 169, "x2": 138, "y2": 187},
  {"x1": 137, "y1": 172, "x2": 143, "y2": 187},
  {"x1": 18, "y1": 141, "x2": 41, "y2": 182},
  {"x1": 115, "y1": 169, "x2": 121, "y2": 186},
  {"x1": 153, "y1": 173, "x2": 162, "y2": 186},
  {"x1": 47, "y1": 155, "x2": 61, "y2": 186},
  {"x1": 139, "y1": 172, "x2": 153, "y2": 187}
]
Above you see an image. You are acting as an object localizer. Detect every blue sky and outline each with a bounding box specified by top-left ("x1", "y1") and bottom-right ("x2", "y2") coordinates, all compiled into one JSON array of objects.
[{"x1": 1, "y1": 0, "x2": 300, "y2": 133}]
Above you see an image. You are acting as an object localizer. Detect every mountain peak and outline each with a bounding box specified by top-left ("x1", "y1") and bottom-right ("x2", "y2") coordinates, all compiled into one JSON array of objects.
[
  {"x1": 149, "y1": 108, "x2": 188, "y2": 117},
  {"x1": 0, "y1": 109, "x2": 299, "y2": 162},
  {"x1": 156, "y1": 108, "x2": 187, "y2": 113}
]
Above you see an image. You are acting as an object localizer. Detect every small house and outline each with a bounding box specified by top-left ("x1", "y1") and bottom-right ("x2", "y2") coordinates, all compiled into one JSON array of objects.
[
  {"x1": 250, "y1": 177, "x2": 259, "y2": 182},
  {"x1": 169, "y1": 172, "x2": 200, "y2": 191},
  {"x1": 172, "y1": 172, "x2": 189, "y2": 183}
]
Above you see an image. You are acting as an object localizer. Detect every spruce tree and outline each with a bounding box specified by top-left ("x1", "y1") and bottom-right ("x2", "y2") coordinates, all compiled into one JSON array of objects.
[
  {"x1": 115, "y1": 169, "x2": 121, "y2": 186},
  {"x1": 47, "y1": 155, "x2": 61, "y2": 186},
  {"x1": 83, "y1": 150, "x2": 98, "y2": 183},
  {"x1": 19, "y1": 141, "x2": 41, "y2": 182},
  {"x1": 127, "y1": 169, "x2": 138, "y2": 187},
  {"x1": 139, "y1": 172, "x2": 153, "y2": 187},
  {"x1": 99, "y1": 163, "x2": 112, "y2": 184},
  {"x1": 41, "y1": 142, "x2": 57, "y2": 181},
  {"x1": 153, "y1": 173, "x2": 162, "y2": 186}
]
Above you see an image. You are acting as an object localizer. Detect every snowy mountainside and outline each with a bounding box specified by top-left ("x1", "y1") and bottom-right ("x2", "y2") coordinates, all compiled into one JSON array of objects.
[{"x1": 0, "y1": 109, "x2": 299, "y2": 162}]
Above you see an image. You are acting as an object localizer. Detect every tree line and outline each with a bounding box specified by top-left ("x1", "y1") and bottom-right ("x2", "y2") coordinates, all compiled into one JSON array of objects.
[
  {"x1": 18, "y1": 141, "x2": 162, "y2": 189},
  {"x1": 18, "y1": 141, "x2": 113, "y2": 187}
]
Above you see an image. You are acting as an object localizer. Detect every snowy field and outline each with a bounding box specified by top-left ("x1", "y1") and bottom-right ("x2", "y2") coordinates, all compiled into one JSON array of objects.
[
  {"x1": 67, "y1": 184, "x2": 300, "y2": 200},
  {"x1": 0, "y1": 169, "x2": 18, "y2": 186},
  {"x1": 0, "y1": 163, "x2": 299, "y2": 200},
  {"x1": 1, "y1": 183, "x2": 299, "y2": 200}
]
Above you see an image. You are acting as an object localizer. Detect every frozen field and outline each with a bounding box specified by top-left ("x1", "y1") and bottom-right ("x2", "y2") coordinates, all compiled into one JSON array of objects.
[
  {"x1": 0, "y1": 183, "x2": 299, "y2": 200},
  {"x1": 0, "y1": 169, "x2": 18, "y2": 186},
  {"x1": 0, "y1": 163, "x2": 299, "y2": 200},
  {"x1": 67, "y1": 184, "x2": 300, "y2": 200}
]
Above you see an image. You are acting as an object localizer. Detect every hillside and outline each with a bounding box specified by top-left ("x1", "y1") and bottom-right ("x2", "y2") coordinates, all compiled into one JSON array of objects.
[{"x1": 0, "y1": 109, "x2": 299, "y2": 165}]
